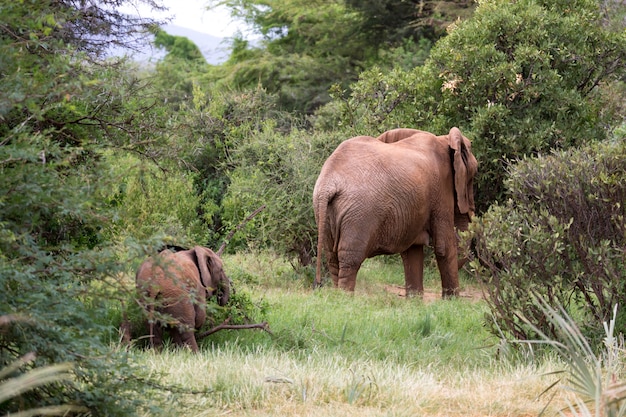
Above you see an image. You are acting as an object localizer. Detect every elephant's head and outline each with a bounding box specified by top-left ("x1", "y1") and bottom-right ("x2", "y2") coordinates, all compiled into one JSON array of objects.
[
  {"x1": 448, "y1": 127, "x2": 478, "y2": 219},
  {"x1": 447, "y1": 127, "x2": 478, "y2": 269},
  {"x1": 193, "y1": 246, "x2": 231, "y2": 306},
  {"x1": 377, "y1": 127, "x2": 478, "y2": 220}
]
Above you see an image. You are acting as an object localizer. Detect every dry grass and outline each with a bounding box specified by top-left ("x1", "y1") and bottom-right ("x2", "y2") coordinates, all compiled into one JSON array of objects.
[{"x1": 136, "y1": 346, "x2": 566, "y2": 416}]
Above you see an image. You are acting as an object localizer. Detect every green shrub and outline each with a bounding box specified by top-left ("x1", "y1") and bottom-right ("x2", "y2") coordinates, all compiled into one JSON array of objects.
[
  {"x1": 471, "y1": 138, "x2": 626, "y2": 345},
  {"x1": 222, "y1": 128, "x2": 345, "y2": 265},
  {"x1": 103, "y1": 153, "x2": 210, "y2": 246},
  {"x1": 178, "y1": 86, "x2": 296, "y2": 248}
]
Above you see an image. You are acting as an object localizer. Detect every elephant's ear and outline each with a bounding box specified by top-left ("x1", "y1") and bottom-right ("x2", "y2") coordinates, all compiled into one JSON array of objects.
[
  {"x1": 194, "y1": 246, "x2": 230, "y2": 306},
  {"x1": 376, "y1": 128, "x2": 424, "y2": 143},
  {"x1": 449, "y1": 127, "x2": 476, "y2": 215}
]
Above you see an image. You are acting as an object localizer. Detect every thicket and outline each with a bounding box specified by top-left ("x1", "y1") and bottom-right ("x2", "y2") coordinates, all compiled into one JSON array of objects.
[
  {"x1": 471, "y1": 136, "x2": 626, "y2": 344},
  {"x1": 0, "y1": 1, "x2": 181, "y2": 414},
  {"x1": 207, "y1": 0, "x2": 472, "y2": 113}
]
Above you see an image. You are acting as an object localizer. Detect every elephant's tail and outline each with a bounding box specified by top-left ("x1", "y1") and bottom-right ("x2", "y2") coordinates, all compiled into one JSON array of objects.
[{"x1": 313, "y1": 187, "x2": 333, "y2": 289}]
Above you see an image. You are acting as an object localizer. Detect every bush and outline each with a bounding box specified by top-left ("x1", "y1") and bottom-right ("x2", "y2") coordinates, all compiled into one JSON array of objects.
[
  {"x1": 471, "y1": 137, "x2": 626, "y2": 345},
  {"x1": 103, "y1": 153, "x2": 211, "y2": 246},
  {"x1": 222, "y1": 127, "x2": 345, "y2": 265},
  {"x1": 178, "y1": 86, "x2": 296, "y2": 248}
]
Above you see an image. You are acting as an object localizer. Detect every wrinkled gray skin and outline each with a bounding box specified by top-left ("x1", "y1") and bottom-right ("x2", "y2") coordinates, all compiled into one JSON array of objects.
[
  {"x1": 313, "y1": 127, "x2": 478, "y2": 298},
  {"x1": 136, "y1": 246, "x2": 230, "y2": 352}
]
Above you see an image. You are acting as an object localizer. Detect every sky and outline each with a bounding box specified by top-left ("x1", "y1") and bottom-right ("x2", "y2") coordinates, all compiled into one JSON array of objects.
[{"x1": 120, "y1": 0, "x2": 247, "y2": 38}]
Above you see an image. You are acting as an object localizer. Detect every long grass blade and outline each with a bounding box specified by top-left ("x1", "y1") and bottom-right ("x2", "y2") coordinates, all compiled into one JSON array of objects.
[{"x1": 0, "y1": 363, "x2": 74, "y2": 403}]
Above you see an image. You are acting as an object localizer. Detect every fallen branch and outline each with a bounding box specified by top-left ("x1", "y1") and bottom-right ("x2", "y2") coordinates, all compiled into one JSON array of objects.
[
  {"x1": 196, "y1": 318, "x2": 272, "y2": 340},
  {"x1": 217, "y1": 204, "x2": 266, "y2": 256}
]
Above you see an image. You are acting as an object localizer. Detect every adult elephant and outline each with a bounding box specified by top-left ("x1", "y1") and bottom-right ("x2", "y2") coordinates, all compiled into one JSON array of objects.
[
  {"x1": 136, "y1": 246, "x2": 231, "y2": 352},
  {"x1": 313, "y1": 127, "x2": 478, "y2": 298}
]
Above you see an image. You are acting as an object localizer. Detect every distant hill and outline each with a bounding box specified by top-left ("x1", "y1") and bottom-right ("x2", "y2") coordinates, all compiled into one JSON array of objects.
[
  {"x1": 108, "y1": 24, "x2": 231, "y2": 65},
  {"x1": 161, "y1": 24, "x2": 231, "y2": 64}
]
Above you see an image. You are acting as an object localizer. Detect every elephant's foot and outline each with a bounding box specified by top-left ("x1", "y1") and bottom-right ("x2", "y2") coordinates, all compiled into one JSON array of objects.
[
  {"x1": 337, "y1": 277, "x2": 357, "y2": 291},
  {"x1": 441, "y1": 286, "x2": 459, "y2": 299},
  {"x1": 336, "y1": 268, "x2": 358, "y2": 291},
  {"x1": 405, "y1": 286, "x2": 424, "y2": 298}
]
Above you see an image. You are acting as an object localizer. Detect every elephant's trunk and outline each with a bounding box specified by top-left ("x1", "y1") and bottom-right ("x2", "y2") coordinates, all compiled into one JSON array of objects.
[
  {"x1": 454, "y1": 212, "x2": 471, "y2": 270},
  {"x1": 217, "y1": 277, "x2": 231, "y2": 306}
]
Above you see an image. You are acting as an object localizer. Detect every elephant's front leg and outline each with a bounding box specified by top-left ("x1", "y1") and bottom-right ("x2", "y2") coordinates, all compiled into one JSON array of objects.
[
  {"x1": 435, "y1": 249, "x2": 460, "y2": 298},
  {"x1": 401, "y1": 245, "x2": 424, "y2": 295}
]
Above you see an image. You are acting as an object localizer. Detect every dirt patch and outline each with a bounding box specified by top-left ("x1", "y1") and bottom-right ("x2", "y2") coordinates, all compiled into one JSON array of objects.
[{"x1": 383, "y1": 284, "x2": 484, "y2": 302}]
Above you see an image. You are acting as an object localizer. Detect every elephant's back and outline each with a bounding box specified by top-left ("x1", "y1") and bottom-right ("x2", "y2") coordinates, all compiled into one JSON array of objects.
[
  {"x1": 136, "y1": 251, "x2": 201, "y2": 296},
  {"x1": 330, "y1": 136, "x2": 437, "y2": 185}
]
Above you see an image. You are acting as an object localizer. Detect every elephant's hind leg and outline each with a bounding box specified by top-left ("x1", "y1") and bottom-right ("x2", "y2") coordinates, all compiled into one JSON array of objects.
[
  {"x1": 401, "y1": 245, "x2": 425, "y2": 295},
  {"x1": 171, "y1": 327, "x2": 199, "y2": 352},
  {"x1": 327, "y1": 250, "x2": 340, "y2": 287},
  {"x1": 169, "y1": 301, "x2": 201, "y2": 351},
  {"x1": 337, "y1": 249, "x2": 364, "y2": 291}
]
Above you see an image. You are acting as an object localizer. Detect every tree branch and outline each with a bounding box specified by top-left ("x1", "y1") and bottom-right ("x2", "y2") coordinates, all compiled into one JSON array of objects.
[
  {"x1": 196, "y1": 318, "x2": 272, "y2": 340},
  {"x1": 217, "y1": 204, "x2": 267, "y2": 256}
]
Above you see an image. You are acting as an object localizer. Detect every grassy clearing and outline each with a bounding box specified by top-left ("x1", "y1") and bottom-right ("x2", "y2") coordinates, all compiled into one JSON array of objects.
[{"x1": 132, "y1": 252, "x2": 567, "y2": 416}]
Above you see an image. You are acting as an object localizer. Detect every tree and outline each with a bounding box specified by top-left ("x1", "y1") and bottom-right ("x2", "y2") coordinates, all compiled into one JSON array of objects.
[
  {"x1": 209, "y1": 0, "x2": 372, "y2": 113},
  {"x1": 428, "y1": 0, "x2": 626, "y2": 208},
  {"x1": 208, "y1": 0, "x2": 477, "y2": 113},
  {"x1": 0, "y1": 1, "x2": 177, "y2": 414},
  {"x1": 151, "y1": 28, "x2": 210, "y2": 108},
  {"x1": 345, "y1": 0, "x2": 475, "y2": 46}
]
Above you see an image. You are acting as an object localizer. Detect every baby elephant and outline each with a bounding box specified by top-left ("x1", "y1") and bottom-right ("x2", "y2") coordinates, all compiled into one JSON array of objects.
[{"x1": 136, "y1": 246, "x2": 231, "y2": 352}]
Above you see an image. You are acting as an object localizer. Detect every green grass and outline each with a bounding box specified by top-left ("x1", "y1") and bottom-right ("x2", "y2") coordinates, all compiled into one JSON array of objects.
[{"x1": 131, "y1": 252, "x2": 568, "y2": 416}]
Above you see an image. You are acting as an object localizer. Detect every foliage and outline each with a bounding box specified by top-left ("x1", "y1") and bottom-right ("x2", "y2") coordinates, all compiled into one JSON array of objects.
[
  {"x1": 470, "y1": 137, "x2": 626, "y2": 344},
  {"x1": 103, "y1": 153, "x2": 210, "y2": 246},
  {"x1": 0, "y1": 345, "x2": 87, "y2": 416},
  {"x1": 221, "y1": 127, "x2": 345, "y2": 264},
  {"x1": 345, "y1": 0, "x2": 475, "y2": 46},
  {"x1": 428, "y1": 0, "x2": 626, "y2": 208},
  {"x1": 209, "y1": 0, "x2": 475, "y2": 113},
  {"x1": 152, "y1": 28, "x2": 209, "y2": 108},
  {"x1": 174, "y1": 86, "x2": 296, "y2": 248},
  {"x1": 327, "y1": 0, "x2": 626, "y2": 211},
  {"x1": 321, "y1": 64, "x2": 443, "y2": 135},
  {"x1": 207, "y1": 0, "x2": 370, "y2": 113},
  {"x1": 209, "y1": 289, "x2": 269, "y2": 328},
  {"x1": 154, "y1": 28, "x2": 205, "y2": 63}
]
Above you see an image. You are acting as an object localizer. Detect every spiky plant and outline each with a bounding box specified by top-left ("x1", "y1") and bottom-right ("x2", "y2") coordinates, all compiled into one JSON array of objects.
[
  {"x1": 0, "y1": 315, "x2": 86, "y2": 416},
  {"x1": 524, "y1": 298, "x2": 626, "y2": 416}
]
